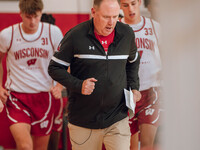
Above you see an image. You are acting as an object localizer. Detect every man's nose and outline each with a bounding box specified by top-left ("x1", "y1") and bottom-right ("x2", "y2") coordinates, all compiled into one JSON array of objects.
[
  {"x1": 128, "y1": 5, "x2": 134, "y2": 12},
  {"x1": 108, "y1": 18, "x2": 114, "y2": 25},
  {"x1": 30, "y1": 17, "x2": 36, "y2": 23}
]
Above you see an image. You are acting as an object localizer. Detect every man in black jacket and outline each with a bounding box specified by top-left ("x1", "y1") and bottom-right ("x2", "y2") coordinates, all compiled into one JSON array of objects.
[{"x1": 48, "y1": 0, "x2": 141, "y2": 149}]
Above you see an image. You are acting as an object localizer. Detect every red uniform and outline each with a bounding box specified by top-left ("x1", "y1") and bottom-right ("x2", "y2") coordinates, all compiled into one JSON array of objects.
[
  {"x1": 0, "y1": 22, "x2": 63, "y2": 135},
  {"x1": 129, "y1": 87, "x2": 161, "y2": 134},
  {"x1": 121, "y1": 16, "x2": 162, "y2": 134}
]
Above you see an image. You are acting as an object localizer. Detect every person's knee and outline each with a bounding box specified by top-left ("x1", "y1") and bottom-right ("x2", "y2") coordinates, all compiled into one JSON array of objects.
[
  {"x1": 141, "y1": 136, "x2": 154, "y2": 147},
  {"x1": 17, "y1": 142, "x2": 33, "y2": 150}
]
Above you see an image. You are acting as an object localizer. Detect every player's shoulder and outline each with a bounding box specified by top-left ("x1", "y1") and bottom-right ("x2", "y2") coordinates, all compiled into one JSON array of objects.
[
  {"x1": 144, "y1": 17, "x2": 160, "y2": 27},
  {"x1": 0, "y1": 24, "x2": 19, "y2": 52},
  {"x1": 42, "y1": 22, "x2": 59, "y2": 29},
  {"x1": 0, "y1": 23, "x2": 18, "y2": 39},
  {"x1": 1, "y1": 24, "x2": 14, "y2": 34},
  {"x1": 151, "y1": 19, "x2": 160, "y2": 28},
  {"x1": 42, "y1": 22, "x2": 62, "y2": 34}
]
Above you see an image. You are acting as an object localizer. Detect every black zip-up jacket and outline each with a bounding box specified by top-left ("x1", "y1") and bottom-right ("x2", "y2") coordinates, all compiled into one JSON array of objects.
[{"x1": 48, "y1": 19, "x2": 140, "y2": 129}]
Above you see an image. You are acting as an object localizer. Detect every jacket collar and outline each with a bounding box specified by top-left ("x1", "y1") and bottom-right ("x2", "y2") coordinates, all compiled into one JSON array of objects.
[{"x1": 88, "y1": 18, "x2": 124, "y2": 44}]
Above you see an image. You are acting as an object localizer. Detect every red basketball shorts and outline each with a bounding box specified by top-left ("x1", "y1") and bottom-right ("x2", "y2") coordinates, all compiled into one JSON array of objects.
[
  {"x1": 6, "y1": 91, "x2": 54, "y2": 136},
  {"x1": 51, "y1": 97, "x2": 64, "y2": 132},
  {"x1": 129, "y1": 87, "x2": 161, "y2": 135}
]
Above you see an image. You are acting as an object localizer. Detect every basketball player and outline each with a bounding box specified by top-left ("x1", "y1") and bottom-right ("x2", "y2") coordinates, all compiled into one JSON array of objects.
[
  {"x1": 0, "y1": 0, "x2": 63, "y2": 149},
  {"x1": 120, "y1": 0, "x2": 162, "y2": 149}
]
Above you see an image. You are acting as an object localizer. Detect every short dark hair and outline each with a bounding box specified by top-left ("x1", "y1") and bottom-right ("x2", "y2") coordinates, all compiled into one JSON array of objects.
[
  {"x1": 41, "y1": 13, "x2": 55, "y2": 25},
  {"x1": 144, "y1": 0, "x2": 151, "y2": 8},
  {"x1": 93, "y1": 0, "x2": 120, "y2": 8},
  {"x1": 19, "y1": 0, "x2": 43, "y2": 15}
]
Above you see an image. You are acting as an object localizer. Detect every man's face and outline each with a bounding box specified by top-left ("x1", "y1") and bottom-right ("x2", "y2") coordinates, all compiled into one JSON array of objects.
[
  {"x1": 120, "y1": 0, "x2": 141, "y2": 24},
  {"x1": 20, "y1": 11, "x2": 42, "y2": 34},
  {"x1": 91, "y1": 0, "x2": 120, "y2": 36}
]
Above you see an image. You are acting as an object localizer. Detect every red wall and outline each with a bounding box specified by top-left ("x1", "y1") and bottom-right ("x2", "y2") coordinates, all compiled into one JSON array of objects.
[{"x1": 0, "y1": 13, "x2": 90, "y2": 34}]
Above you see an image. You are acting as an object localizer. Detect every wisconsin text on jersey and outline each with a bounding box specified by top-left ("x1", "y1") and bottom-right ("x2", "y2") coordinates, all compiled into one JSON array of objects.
[
  {"x1": 14, "y1": 47, "x2": 49, "y2": 60},
  {"x1": 135, "y1": 38, "x2": 155, "y2": 52}
]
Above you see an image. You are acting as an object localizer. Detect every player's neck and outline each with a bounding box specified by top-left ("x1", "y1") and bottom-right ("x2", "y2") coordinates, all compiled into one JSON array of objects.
[
  {"x1": 124, "y1": 16, "x2": 141, "y2": 25},
  {"x1": 21, "y1": 23, "x2": 39, "y2": 34}
]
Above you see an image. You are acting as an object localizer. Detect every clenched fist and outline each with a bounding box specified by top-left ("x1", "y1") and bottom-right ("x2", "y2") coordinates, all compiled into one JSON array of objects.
[{"x1": 82, "y1": 78, "x2": 97, "y2": 95}]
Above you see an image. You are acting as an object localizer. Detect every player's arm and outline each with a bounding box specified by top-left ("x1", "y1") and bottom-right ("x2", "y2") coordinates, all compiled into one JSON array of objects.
[
  {"x1": 0, "y1": 52, "x2": 9, "y2": 104},
  {"x1": 0, "y1": 52, "x2": 4, "y2": 87},
  {"x1": 0, "y1": 27, "x2": 12, "y2": 104},
  {"x1": 49, "y1": 25, "x2": 64, "y2": 99},
  {"x1": 0, "y1": 52, "x2": 5, "y2": 112}
]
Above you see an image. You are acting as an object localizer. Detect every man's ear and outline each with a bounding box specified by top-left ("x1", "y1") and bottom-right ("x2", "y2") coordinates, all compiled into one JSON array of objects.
[{"x1": 91, "y1": 7, "x2": 95, "y2": 18}]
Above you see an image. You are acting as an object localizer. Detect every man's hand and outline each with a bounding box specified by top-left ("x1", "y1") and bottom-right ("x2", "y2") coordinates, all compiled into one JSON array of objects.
[
  {"x1": 82, "y1": 78, "x2": 97, "y2": 95},
  {"x1": 51, "y1": 83, "x2": 63, "y2": 99},
  {"x1": 132, "y1": 90, "x2": 141, "y2": 103},
  {"x1": 0, "y1": 86, "x2": 9, "y2": 104}
]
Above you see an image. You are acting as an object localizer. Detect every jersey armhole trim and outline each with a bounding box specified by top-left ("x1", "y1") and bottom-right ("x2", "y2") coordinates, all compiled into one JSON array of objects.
[
  {"x1": 150, "y1": 19, "x2": 159, "y2": 44},
  {"x1": 7, "y1": 25, "x2": 14, "y2": 52},
  {"x1": 49, "y1": 24, "x2": 54, "y2": 51}
]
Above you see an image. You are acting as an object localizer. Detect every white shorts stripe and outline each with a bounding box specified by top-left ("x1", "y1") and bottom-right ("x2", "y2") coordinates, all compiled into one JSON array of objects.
[
  {"x1": 9, "y1": 95, "x2": 21, "y2": 110},
  {"x1": 46, "y1": 115, "x2": 54, "y2": 135},
  {"x1": 138, "y1": 87, "x2": 159, "y2": 115},
  {"x1": 6, "y1": 108, "x2": 18, "y2": 123},
  {"x1": 151, "y1": 109, "x2": 161, "y2": 124},
  {"x1": 23, "y1": 110, "x2": 31, "y2": 117},
  {"x1": 52, "y1": 56, "x2": 70, "y2": 66}
]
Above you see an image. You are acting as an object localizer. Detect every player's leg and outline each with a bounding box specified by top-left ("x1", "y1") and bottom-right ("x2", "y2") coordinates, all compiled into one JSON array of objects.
[
  {"x1": 48, "y1": 97, "x2": 64, "y2": 150},
  {"x1": 7, "y1": 92, "x2": 33, "y2": 150},
  {"x1": 139, "y1": 124, "x2": 157, "y2": 149},
  {"x1": 10, "y1": 123, "x2": 33, "y2": 150},
  {"x1": 32, "y1": 135, "x2": 50, "y2": 150},
  {"x1": 48, "y1": 131, "x2": 60, "y2": 150},
  {"x1": 130, "y1": 132, "x2": 139, "y2": 150},
  {"x1": 138, "y1": 87, "x2": 160, "y2": 149},
  {"x1": 129, "y1": 117, "x2": 140, "y2": 150}
]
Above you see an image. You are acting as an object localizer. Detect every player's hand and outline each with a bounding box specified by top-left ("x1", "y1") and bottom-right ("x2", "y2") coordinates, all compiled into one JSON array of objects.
[
  {"x1": 0, "y1": 86, "x2": 9, "y2": 104},
  {"x1": 82, "y1": 78, "x2": 97, "y2": 95},
  {"x1": 51, "y1": 84, "x2": 63, "y2": 99},
  {"x1": 132, "y1": 90, "x2": 141, "y2": 103},
  {"x1": 0, "y1": 100, "x2": 4, "y2": 113}
]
